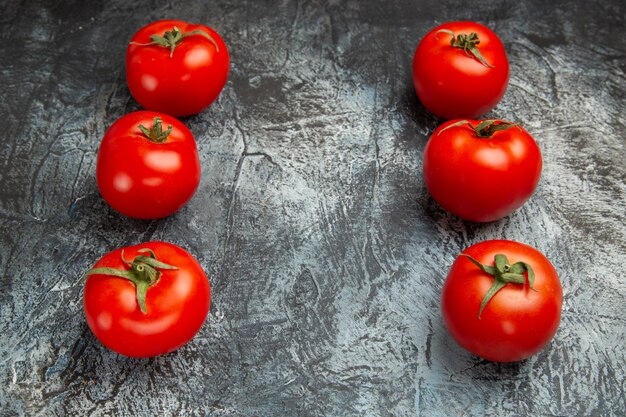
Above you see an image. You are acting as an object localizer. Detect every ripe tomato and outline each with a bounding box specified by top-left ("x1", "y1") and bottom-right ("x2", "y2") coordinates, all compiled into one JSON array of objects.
[
  {"x1": 96, "y1": 111, "x2": 201, "y2": 219},
  {"x1": 84, "y1": 242, "x2": 211, "y2": 358},
  {"x1": 126, "y1": 19, "x2": 230, "y2": 116},
  {"x1": 423, "y1": 119, "x2": 542, "y2": 222},
  {"x1": 441, "y1": 240, "x2": 562, "y2": 362},
  {"x1": 412, "y1": 21, "x2": 509, "y2": 119}
]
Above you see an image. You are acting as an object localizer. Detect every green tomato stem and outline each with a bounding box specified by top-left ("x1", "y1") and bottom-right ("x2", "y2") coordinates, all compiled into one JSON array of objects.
[
  {"x1": 85, "y1": 249, "x2": 178, "y2": 314},
  {"x1": 138, "y1": 117, "x2": 173, "y2": 143},
  {"x1": 438, "y1": 119, "x2": 518, "y2": 138},
  {"x1": 461, "y1": 253, "x2": 536, "y2": 319},
  {"x1": 435, "y1": 29, "x2": 494, "y2": 68},
  {"x1": 129, "y1": 26, "x2": 219, "y2": 57}
]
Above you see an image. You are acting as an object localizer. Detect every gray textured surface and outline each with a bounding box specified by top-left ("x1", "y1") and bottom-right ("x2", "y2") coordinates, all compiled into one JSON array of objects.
[{"x1": 1, "y1": 0, "x2": 625, "y2": 416}]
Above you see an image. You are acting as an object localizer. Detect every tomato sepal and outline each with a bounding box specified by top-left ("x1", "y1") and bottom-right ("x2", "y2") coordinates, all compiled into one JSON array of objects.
[
  {"x1": 438, "y1": 119, "x2": 519, "y2": 138},
  {"x1": 138, "y1": 117, "x2": 173, "y2": 143},
  {"x1": 462, "y1": 253, "x2": 536, "y2": 318},
  {"x1": 129, "y1": 26, "x2": 219, "y2": 57},
  {"x1": 85, "y1": 248, "x2": 178, "y2": 314},
  {"x1": 435, "y1": 29, "x2": 494, "y2": 68}
]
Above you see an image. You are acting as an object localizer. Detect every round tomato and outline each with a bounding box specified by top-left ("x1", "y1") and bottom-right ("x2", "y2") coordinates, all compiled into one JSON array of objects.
[
  {"x1": 441, "y1": 240, "x2": 562, "y2": 362},
  {"x1": 96, "y1": 111, "x2": 200, "y2": 219},
  {"x1": 84, "y1": 242, "x2": 211, "y2": 358},
  {"x1": 126, "y1": 19, "x2": 230, "y2": 116},
  {"x1": 423, "y1": 119, "x2": 542, "y2": 222},
  {"x1": 412, "y1": 21, "x2": 509, "y2": 119}
]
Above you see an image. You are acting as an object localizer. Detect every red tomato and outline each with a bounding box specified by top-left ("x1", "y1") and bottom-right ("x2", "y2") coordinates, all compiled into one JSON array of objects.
[
  {"x1": 126, "y1": 20, "x2": 230, "y2": 116},
  {"x1": 96, "y1": 111, "x2": 200, "y2": 219},
  {"x1": 412, "y1": 21, "x2": 509, "y2": 119},
  {"x1": 441, "y1": 240, "x2": 562, "y2": 362},
  {"x1": 84, "y1": 242, "x2": 211, "y2": 358},
  {"x1": 423, "y1": 119, "x2": 542, "y2": 222}
]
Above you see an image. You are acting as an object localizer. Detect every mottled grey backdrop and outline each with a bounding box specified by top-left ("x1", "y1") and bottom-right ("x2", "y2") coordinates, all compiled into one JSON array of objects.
[{"x1": 1, "y1": 0, "x2": 624, "y2": 416}]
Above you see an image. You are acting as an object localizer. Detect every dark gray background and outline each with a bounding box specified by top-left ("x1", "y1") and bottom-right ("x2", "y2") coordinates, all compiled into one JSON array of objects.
[{"x1": 1, "y1": 0, "x2": 624, "y2": 416}]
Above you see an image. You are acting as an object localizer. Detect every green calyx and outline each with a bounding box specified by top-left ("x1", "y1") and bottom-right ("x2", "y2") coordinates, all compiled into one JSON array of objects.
[
  {"x1": 435, "y1": 29, "x2": 494, "y2": 68},
  {"x1": 438, "y1": 119, "x2": 518, "y2": 138},
  {"x1": 129, "y1": 26, "x2": 219, "y2": 57},
  {"x1": 138, "y1": 117, "x2": 172, "y2": 143},
  {"x1": 462, "y1": 253, "x2": 536, "y2": 319},
  {"x1": 85, "y1": 249, "x2": 178, "y2": 314}
]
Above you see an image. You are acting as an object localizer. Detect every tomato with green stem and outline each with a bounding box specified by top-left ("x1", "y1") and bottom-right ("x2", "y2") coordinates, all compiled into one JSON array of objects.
[
  {"x1": 441, "y1": 240, "x2": 562, "y2": 362},
  {"x1": 96, "y1": 111, "x2": 200, "y2": 219},
  {"x1": 126, "y1": 19, "x2": 230, "y2": 116},
  {"x1": 412, "y1": 21, "x2": 509, "y2": 119},
  {"x1": 83, "y1": 242, "x2": 211, "y2": 358},
  {"x1": 423, "y1": 119, "x2": 542, "y2": 222}
]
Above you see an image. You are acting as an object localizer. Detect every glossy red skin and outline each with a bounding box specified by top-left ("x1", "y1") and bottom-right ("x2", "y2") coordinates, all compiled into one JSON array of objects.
[
  {"x1": 442, "y1": 240, "x2": 562, "y2": 362},
  {"x1": 84, "y1": 242, "x2": 211, "y2": 358},
  {"x1": 423, "y1": 119, "x2": 542, "y2": 222},
  {"x1": 412, "y1": 21, "x2": 509, "y2": 119},
  {"x1": 126, "y1": 20, "x2": 230, "y2": 116},
  {"x1": 96, "y1": 111, "x2": 200, "y2": 219}
]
